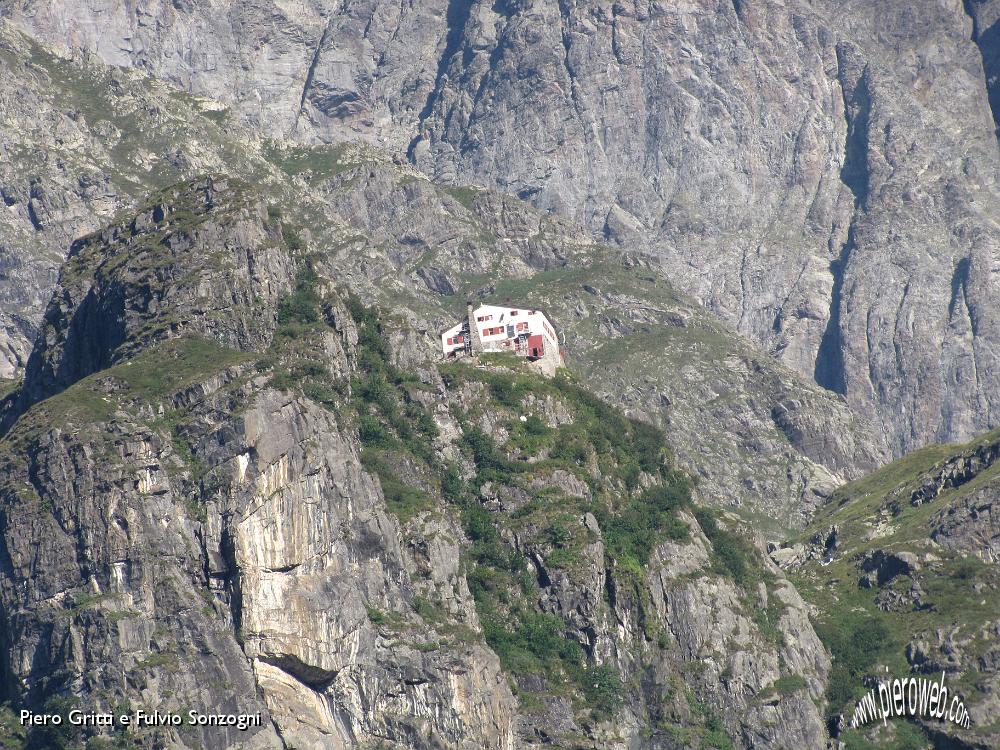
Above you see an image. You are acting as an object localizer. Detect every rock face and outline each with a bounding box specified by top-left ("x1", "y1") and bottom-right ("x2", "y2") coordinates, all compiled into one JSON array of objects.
[
  {"x1": 413, "y1": 0, "x2": 1000, "y2": 457},
  {"x1": 0, "y1": 20, "x2": 890, "y2": 527},
  {"x1": 0, "y1": 178, "x2": 835, "y2": 749},
  {"x1": 7, "y1": 0, "x2": 1000, "y2": 457},
  {"x1": 0, "y1": 181, "x2": 519, "y2": 749},
  {"x1": 791, "y1": 427, "x2": 1000, "y2": 748},
  {"x1": 0, "y1": 21, "x2": 301, "y2": 377},
  {"x1": 10, "y1": 176, "x2": 295, "y2": 416}
]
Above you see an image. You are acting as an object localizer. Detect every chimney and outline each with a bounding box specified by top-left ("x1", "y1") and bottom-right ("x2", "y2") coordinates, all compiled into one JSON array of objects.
[{"x1": 467, "y1": 301, "x2": 484, "y2": 354}]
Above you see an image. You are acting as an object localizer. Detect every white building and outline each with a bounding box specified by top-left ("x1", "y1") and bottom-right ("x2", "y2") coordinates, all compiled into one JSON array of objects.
[{"x1": 441, "y1": 303, "x2": 563, "y2": 372}]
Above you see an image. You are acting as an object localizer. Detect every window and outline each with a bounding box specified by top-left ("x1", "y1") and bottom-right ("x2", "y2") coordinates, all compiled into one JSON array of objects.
[{"x1": 510, "y1": 310, "x2": 518, "y2": 316}]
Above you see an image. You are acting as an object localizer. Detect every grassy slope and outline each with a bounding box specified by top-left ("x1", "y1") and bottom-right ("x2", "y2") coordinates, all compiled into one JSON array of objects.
[{"x1": 790, "y1": 430, "x2": 1000, "y2": 747}]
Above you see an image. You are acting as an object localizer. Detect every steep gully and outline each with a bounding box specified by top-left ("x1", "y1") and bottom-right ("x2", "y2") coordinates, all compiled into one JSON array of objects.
[{"x1": 814, "y1": 47, "x2": 872, "y2": 396}]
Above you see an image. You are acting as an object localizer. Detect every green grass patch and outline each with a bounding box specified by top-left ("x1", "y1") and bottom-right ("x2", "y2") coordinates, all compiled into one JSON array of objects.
[
  {"x1": 360, "y1": 449, "x2": 434, "y2": 522},
  {"x1": 598, "y1": 481, "x2": 691, "y2": 570},
  {"x1": 814, "y1": 614, "x2": 894, "y2": 711},
  {"x1": 694, "y1": 507, "x2": 761, "y2": 589}
]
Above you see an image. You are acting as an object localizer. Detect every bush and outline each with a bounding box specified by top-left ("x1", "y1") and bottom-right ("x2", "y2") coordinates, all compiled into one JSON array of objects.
[
  {"x1": 550, "y1": 428, "x2": 590, "y2": 465},
  {"x1": 482, "y1": 608, "x2": 582, "y2": 676},
  {"x1": 440, "y1": 464, "x2": 466, "y2": 504},
  {"x1": 523, "y1": 414, "x2": 547, "y2": 436},
  {"x1": 601, "y1": 478, "x2": 692, "y2": 567},
  {"x1": 490, "y1": 378, "x2": 525, "y2": 408},
  {"x1": 771, "y1": 674, "x2": 807, "y2": 695},
  {"x1": 282, "y1": 224, "x2": 305, "y2": 252},
  {"x1": 277, "y1": 269, "x2": 320, "y2": 327},
  {"x1": 461, "y1": 427, "x2": 517, "y2": 480},
  {"x1": 360, "y1": 372, "x2": 394, "y2": 407},
  {"x1": 346, "y1": 296, "x2": 392, "y2": 374},
  {"x1": 815, "y1": 616, "x2": 893, "y2": 710},
  {"x1": 546, "y1": 521, "x2": 572, "y2": 545},
  {"x1": 629, "y1": 418, "x2": 666, "y2": 473},
  {"x1": 359, "y1": 414, "x2": 392, "y2": 448},
  {"x1": 694, "y1": 507, "x2": 757, "y2": 588},
  {"x1": 463, "y1": 504, "x2": 499, "y2": 544},
  {"x1": 580, "y1": 665, "x2": 623, "y2": 720},
  {"x1": 360, "y1": 450, "x2": 433, "y2": 521}
]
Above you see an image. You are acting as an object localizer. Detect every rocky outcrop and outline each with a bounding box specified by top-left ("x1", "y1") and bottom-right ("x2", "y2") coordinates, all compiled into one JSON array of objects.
[
  {"x1": 906, "y1": 436, "x2": 1000, "y2": 507},
  {"x1": 929, "y1": 486, "x2": 1000, "y2": 561},
  {"x1": 0, "y1": 21, "x2": 891, "y2": 528},
  {"x1": 9, "y1": 0, "x2": 999, "y2": 457},
  {"x1": 857, "y1": 550, "x2": 920, "y2": 589},
  {"x1": 11, "y1": 176, "x2": 295, "y2": 416},
  {"x1": 0, "y1": 179, "x2": 841, "y2": 748},
  {"x1": 0, "y1": 21, "x2": 303, "y2": 376}
]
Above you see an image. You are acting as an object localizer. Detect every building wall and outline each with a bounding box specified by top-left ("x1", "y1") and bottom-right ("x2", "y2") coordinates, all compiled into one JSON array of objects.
[
  {"x1": 441, "y1": 322, "x2": 465, "y2": 354},
  {"x1": 441, "y1": 305, "x2": 561, "y2": 364}
]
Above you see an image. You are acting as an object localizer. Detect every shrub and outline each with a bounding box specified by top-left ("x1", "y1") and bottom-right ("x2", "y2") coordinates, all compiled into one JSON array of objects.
[
  {"x1": 463, "y1": 504, "x2": 499, "y2": 544},
  {"x1": 580, "y1": 665, "x2": 623, "y2": 720},
  {"x1": 359, "y1": 414, "x2": 392, "y2": 448},
  {"x1": 601, "y1": 478, "x2": 692, "y2": 567},
  {"x1": 771, "y1": 674, "x2": 808, "y2": 695},
  {"x1": 546, "y1": 521, "x2": 572, "y2": 545},
  {"x1": 523, "y1": 414, "x2": 548, "y2": 436},
  {"x1": 694, "y1": 507, "x2": 757, "y2": 588},
  {"x1": 282, "y1": 224, "x2": 305, "y2": 252},
  {"x1": 440, "y1": 464, "x2": 466, "y2": 504},
  {"x1": 461, "y1": 427, "x2": 517, "y2": 479},
  {"x1": 277, "y1": 269, "x2": 320, "y2": 327},
  {"x1": 815, "y1": 616, "x2": 893, "y2": 710},
  {"x1": 490, "y1": 378, "x2": 525, "y2": 408},
  {"x1": 360, "y1": 450, "x2": 433, "y2": 521},
  {"x1": 550, "y1": 428, "x2": 590, "y2": 465},
  {"x1": 629, "y1": 418, "x2": 666, "y2": 473},
  {"x1": 360, "y1": 372, "x2": 393, "y2": 407}
]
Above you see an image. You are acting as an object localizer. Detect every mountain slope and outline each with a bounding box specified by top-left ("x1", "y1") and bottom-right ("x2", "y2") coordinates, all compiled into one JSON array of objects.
[
  {"x1": 779, "y1": 427, "x2": 1000, "y2": 748},
  {"x1": 0, "y1": 20, "x2": 888, "y2": 529},
  {"x1": 6, "y1": 1, "x2": 1000, "y2": 456},
  {"x1": 0, "y1": 175, "x2": 833, "y2": 749}
]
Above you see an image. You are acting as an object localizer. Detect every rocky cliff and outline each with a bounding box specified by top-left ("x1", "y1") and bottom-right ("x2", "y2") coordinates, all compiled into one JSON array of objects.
[
  {"x1": 6, "y1": 0, "x2": 1000, "y2": 457},
  {"x1": 779, "y1": 427, "x2": 1000, "y2": 749},
  {"x1": 0, "y1": 20, "x2": 888, "y2": 530},
  {"x1": 0, "y1": 5, "x2": 996, "y2": 749},
  {"x1": 0, "y1": 176, "x2": 835, "y2": 749}
]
